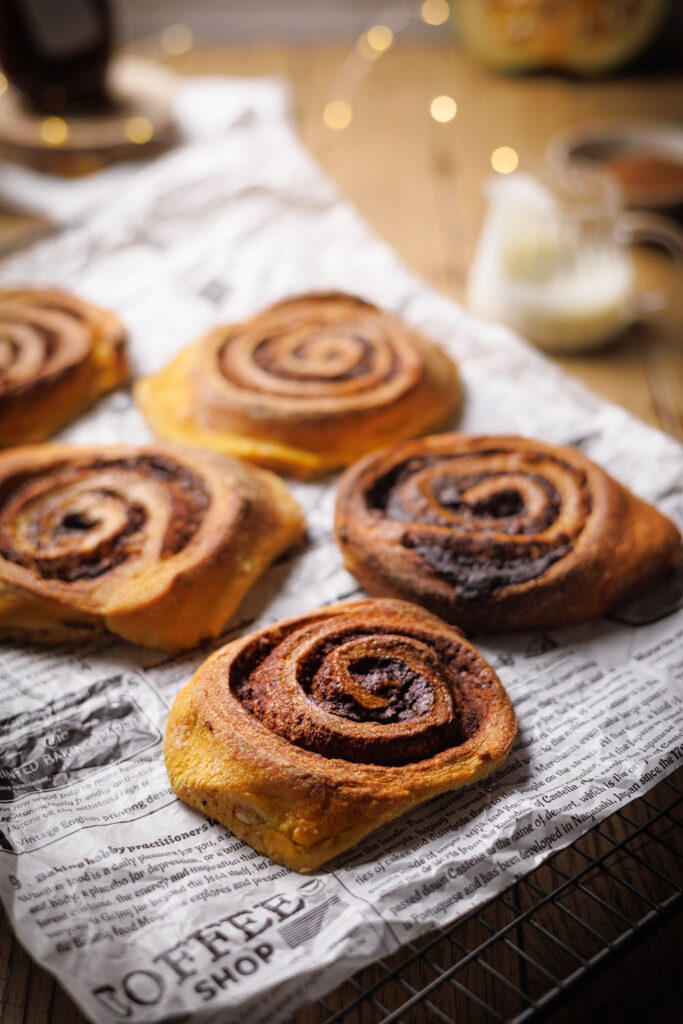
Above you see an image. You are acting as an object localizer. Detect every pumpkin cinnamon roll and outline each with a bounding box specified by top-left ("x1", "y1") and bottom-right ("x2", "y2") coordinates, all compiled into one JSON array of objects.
[
  {"x1": 0, "y1": 443, "x2": 304, "y2": 650},
  {"x1": 135, "y1": 292, "x2": 461, "y2": 478},
  {"x1": 165, "y1": 598, "x2": 516, "y2": 871},
  {"x1": 0, "y1": 288, "x2": 129, "y2": 446},
  {"x1": 335, "y1": 434, "x2": 681, "y2": 632}
]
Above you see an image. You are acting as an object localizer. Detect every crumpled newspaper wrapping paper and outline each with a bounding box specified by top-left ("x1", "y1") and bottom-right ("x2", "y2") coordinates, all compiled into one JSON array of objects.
[{"x1": 0, "y1": 74, "x2": 681, "y2": 1024}]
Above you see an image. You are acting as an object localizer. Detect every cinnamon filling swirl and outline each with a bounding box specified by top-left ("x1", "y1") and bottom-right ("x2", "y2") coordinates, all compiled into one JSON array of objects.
[
  {"x1": 0, "y1": 442, "x2": 305, "y2": 650},
  {"x1": 0, "y1": 312, "x2": 89, "y2": 402},
  {"x1": 230, "y1": 609, "x2": 495, "y2": 766},
  {"x1": 0, "y1": 288, "x2": 129, "y2": 448},
  {"x1": 248, "y1": 333, "x2": 384, "y2": 384},
  {"x1": 135, "y1": 291, "x2": 461, "y2": 477},
  {"x1": 164, "y1": 597, "x2": 518, "y2": 869},
  {"x1": 336, "y1": 433, "x2": 681, "y2": 634},
  {"x1": 363, "y1": 449, "x2": 591, "y2": 600},
  {"x1": 0, "y1": 455, "x2": 208, "y2": 582},
  {"x1": 216, "y1": 306, "x2": 406, "y2": 404}
]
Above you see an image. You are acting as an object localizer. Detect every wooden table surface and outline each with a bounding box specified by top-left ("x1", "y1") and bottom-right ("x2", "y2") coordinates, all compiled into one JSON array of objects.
[{"x1": 1, "y1": 43, "x2": 681, "y2": 1024}]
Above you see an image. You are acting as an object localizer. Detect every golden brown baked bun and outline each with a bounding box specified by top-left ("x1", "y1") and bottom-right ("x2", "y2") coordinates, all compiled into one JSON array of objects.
[
  {"x1": 0, "y1": 288, "x2": 129, "y2": 446},
  {"x1": 0, "y1": 442, "x2": 304, "y2": 650},
  {"x1": 164, "y1": 598, "x2": 517, "y2": 872},
  {"x1": 335, "y1": 434, "x2": 681, "y2": 632},
  {"x1": 135, "y1": 292, "x2": 461, "y2": 478}
]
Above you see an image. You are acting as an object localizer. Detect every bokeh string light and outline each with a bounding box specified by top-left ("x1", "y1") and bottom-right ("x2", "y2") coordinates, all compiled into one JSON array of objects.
[
  {"x1": 40, "y1": 117, "x2": 68, "y2": 146},
  {"x1": 323, "y1": 100, "x2": 353, "y2": 131},
  {"x1": 357, "y1": 23, "x2": 394, "y2": 60},
  {"x1": 430, "y1": 94, "x2": 457, "y2": 122},
  {"x1": 322, "y1": 1, "x2": 521, "y2": 184},
  {"x1": 160, "y1": 24, "x2": 194, "y2": 56},
  {"x1": 126, "y1": 116, "x2": 154, "y2": 144},
  {"x1": 421, "y1": 0, "x2": 450, "y2": 26},
  {"x1": 323, "y1": 1, "x2": 450, "y2": 131},
  {"x1": 366, "y1": 24, "x2": 394, "y2": 53},
  {"x1": 491, "y1": 145, "x2": 520, "y2": 174}
]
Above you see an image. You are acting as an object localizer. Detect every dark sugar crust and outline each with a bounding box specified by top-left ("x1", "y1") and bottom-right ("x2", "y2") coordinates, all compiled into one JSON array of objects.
[
  {"x1": 407, "y1": 536, "x2": 572, "y2": 600},
  {"x1": 313, "y1": 655, "x2": 436, "y2": 723}
]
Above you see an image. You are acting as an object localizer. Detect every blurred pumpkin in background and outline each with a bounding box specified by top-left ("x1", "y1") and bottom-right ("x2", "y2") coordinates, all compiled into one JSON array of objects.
[{"x1": 453, "y1": 0, "x2": 669, "y2": 75}]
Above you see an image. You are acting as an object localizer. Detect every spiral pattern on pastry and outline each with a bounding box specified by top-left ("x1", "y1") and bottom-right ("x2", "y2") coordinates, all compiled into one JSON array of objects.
[
  {"x1": 213, "y1": 293, "x2": 424, "y2": 405},
  {"x1": 135, "y1": 292, "x2": 461, "y2": 477},
  {"x1": 164, "y1": 598, "x2": 517, "y2": 871},
  {"x1": 0, "y1": 288, "x2": 129, "y2": 446},
  {"x1": 0, "y1": 442, "x2": 304, "y2": 649},
  {"x1": 335, "y1": 434, "x2": 681, "y2": 632}
]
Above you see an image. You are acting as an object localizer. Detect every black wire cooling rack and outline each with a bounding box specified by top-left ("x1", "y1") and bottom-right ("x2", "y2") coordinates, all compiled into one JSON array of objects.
[{"x1": 293, "y1": 767, "x2": 683, "y2": 1024}]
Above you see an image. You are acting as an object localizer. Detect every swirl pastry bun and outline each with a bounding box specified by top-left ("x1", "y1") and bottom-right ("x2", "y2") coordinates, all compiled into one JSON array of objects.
[
  {"x1": 0, "y1": 288, "x2": 129, "y2": 446},
  {"x1": 335, "y1": 434, "x2": 681, "y2": 632},
  {"x1": 135, "y1": 292, "x2": 461, "y2": 478},
  {"x1": 0, "y1": 442, "x2": 304, "y2": 650},
  {"x1": 164, "y1": 598, "x2": 517, "y2": 871}
]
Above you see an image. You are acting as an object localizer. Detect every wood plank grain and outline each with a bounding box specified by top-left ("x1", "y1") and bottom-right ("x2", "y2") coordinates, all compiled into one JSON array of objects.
[{"x1": 0, "y1": 43, "x2": 680, "y2": 1024}]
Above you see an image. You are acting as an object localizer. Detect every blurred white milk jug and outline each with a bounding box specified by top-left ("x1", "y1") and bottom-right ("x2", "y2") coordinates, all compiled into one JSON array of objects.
[{"x1": 466, "y1": 168, "x2": 682, "y2": 352}]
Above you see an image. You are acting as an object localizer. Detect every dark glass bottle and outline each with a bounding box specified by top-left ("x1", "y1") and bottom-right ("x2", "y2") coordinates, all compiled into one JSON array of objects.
[{"x1": 0, "y1": 0, "x2": 113, "y2": 112}]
